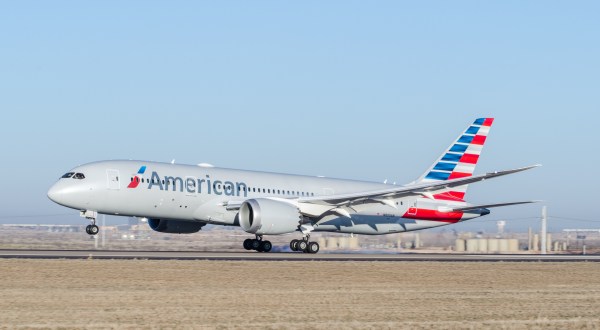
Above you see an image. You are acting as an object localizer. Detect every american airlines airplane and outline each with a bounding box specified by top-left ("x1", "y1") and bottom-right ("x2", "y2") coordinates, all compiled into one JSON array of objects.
[{"x1": 48, "y1": 118, "x2": 538, "y2": 253}]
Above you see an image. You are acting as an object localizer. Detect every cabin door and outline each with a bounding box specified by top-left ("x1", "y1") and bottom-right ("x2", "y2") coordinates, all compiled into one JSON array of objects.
[{"x1": 107, "y1": 169, "x2": 121, "y2": 190}]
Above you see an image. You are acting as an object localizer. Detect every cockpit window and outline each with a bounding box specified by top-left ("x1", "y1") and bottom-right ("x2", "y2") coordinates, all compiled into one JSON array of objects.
[
  {"x1": 73, "y1": 173, "x2": 86, "y2": 179},
  {"x1": 61, "y1": 172, "x2": 74, "y2": 178}
]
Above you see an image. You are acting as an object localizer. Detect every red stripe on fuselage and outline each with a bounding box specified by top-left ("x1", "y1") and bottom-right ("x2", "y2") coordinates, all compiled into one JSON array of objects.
[
  {"x1": 432, "y1": 191, "x2": 466, "y2": 201},
  {"x1": 403, "y1": 208, "x2": 463, "y2": 223}
]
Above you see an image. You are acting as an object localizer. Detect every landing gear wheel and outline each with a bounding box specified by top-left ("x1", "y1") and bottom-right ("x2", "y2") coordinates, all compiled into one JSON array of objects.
[
  {"x1": 259, "y1": 241, "x2": 272, "y2": 253},
  {"x1": 290, "y1": 239, "x2": 299, "y2": 251},
  {"x1": 243, "y1": 239, "x2": 253, "y2": 250},
  {"x1": 307, "y1": 241, "x2": 320, "y2": 254},
  {"x1": 297, "y1": 240, "x2": 308, "y2": 252},
  {"x1": 88, "y1": 225, "x2": 99, "y2": 235},
  {"x1": 251, "y1": 239, "x2": 261, "y2": 251}
]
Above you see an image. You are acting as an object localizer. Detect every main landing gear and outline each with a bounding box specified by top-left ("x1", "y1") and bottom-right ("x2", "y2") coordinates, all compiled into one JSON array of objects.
[
  {"x1": 290, "y1": 235, "x2": 319, "y2": 254},
  {"x1": 243, "y1": 235, "x2": 272, "y2": 253}
]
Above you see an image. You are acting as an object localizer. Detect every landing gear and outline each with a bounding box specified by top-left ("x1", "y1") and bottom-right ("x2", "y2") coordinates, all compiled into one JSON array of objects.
[
  {"x1": 81, "y1": 210, "x2": 99, "y2": 236},
  {"x1": 85, "y1": 224, "x2": 99, "y2": 235},
  {"x1": 243, "y1": 236, "x2": 272, "y2": 252},
  {"x1": 290, "y1": 235, "x2": 319, "y2": 254}
]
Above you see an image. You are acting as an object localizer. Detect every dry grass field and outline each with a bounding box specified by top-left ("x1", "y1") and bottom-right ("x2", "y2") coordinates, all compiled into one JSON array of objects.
[{"x1": 1, "y1": 260, "x2": 599, "y2": 329}]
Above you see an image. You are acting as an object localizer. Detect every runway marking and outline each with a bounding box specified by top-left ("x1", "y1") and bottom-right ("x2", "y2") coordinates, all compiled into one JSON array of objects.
[{"x1": 0, "y1": 249, "x2": 599, "y2": 262}]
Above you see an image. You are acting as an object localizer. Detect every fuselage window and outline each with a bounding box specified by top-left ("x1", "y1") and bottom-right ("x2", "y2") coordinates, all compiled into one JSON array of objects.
[
  {"x1": 268, "y1": 189, "x2": 271, "y2": 194},
  {"x1": 262, "y1": 188, "x2": 265, "y2": 193}
]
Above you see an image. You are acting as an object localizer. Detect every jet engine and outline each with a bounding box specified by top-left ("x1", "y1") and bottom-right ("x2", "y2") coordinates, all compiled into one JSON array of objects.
[
  {"x1": 147, "y1": 219, "x2": 205, "y2": 234},
  {"x1": 239, "y1": 198, "x2": 302, "y2": 235}
]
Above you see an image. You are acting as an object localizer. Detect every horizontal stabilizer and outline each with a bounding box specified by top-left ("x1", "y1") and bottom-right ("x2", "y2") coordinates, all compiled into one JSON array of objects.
[{"x1": 452, "y1": 200, "x2": 541, "y2": 212}]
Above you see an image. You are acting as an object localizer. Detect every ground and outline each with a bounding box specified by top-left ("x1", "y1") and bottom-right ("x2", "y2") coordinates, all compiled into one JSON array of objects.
[{"x1": 1, "y1": 260, "x2": 599, "y2": 329}]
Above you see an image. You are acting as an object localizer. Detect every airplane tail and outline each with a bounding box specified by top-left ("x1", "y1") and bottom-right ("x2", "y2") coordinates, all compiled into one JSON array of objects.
[{"x1": 415, "y1": 118, "x2": 494, "y2": 201}]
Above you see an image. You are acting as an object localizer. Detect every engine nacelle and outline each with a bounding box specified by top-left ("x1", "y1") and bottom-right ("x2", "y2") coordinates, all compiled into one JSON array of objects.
[
  {"x1": 239, "y1": 198, "x2": 302, "y2": 235},
  {"x1": 147, "y1": 219, "x2": 205, "y2": 234}
]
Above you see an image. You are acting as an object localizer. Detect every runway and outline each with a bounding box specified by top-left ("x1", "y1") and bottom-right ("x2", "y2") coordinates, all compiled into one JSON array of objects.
[{"x1": 0, "y1": 249, "x2": 599, "y2": 261}]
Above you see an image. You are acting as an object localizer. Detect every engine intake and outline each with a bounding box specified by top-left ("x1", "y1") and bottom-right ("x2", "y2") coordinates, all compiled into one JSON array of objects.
[
  {"x1": 148, "y1": 219, "x2": 205, "y2": 234},
  {"x1": 239, "y1": 198, "x2": 301, "y2": 235}
]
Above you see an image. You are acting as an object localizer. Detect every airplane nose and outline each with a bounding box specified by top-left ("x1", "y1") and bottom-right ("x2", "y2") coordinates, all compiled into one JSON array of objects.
[
  {"x1": 481, "y1": 208, "x2": 491, "y2": 216},
  {"x1": 47, "y1": 184, "x2": 61, "y2": 203}
]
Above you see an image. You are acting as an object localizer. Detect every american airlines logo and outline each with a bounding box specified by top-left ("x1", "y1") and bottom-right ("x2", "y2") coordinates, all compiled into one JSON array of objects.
[
  {"x1": 128, "y1": 166, "x2": 248, "y2": 197},
  {"x1": 127, "y1": 166, "x2": 147, "y2": 188}
]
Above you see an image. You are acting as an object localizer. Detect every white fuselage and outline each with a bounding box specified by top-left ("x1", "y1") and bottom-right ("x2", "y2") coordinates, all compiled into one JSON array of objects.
[{"x1": 48, "y1": 160, "x2": 478, "y2": 235}]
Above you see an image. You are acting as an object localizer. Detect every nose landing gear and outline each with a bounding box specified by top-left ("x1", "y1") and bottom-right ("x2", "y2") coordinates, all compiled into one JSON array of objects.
[
  {"x1": 243, "y1": 235, "x2": 272, "y2": 252},
  {"x1": 86, "y1": 224, "x2": 99, "y2": 235},
  {"x1": 81, "y1": 210, "x2": 99, "y2": 236}
]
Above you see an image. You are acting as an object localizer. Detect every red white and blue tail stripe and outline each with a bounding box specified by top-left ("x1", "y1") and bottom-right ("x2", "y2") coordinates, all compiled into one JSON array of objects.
[{"x1": 416, "y1": 118, "x2": 494, "y2": 201}]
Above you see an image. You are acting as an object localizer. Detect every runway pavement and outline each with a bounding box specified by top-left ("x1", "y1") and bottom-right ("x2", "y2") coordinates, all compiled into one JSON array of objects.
[{"x1": 0, "y1": 249, "x2": 599, "y2": 261}]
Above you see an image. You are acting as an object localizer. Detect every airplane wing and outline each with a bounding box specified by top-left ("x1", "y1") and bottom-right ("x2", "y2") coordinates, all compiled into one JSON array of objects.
[{"x1": 298, "y1": 164, "x2": 540, "y2": 208}]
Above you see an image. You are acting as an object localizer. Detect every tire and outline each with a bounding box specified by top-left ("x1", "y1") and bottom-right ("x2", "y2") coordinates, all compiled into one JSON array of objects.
[
  {"x1": 251, "y1": 239, "x2": 261, "y2": 250},
  {"x1": 297, "y1": 240, "x2": 308, "y2": 252},
  {"x1": 308, "y1": 242, "x2": 320, "y2": 254},
  {"x1": 260, "y1": 241, "x2": 272, "y2": 253},
  {"x1": 85, "y1": 225, "x2": 91, "y2": 235},
  {"x1": 243, "y1": 239, "x2": 253, "y2": 250},
  {"x1": 89, "y1": 225, "x2": 99, "y2": 235},
  {"x1": 290, "y1": 239, "x2": 299, "y2": 251}
]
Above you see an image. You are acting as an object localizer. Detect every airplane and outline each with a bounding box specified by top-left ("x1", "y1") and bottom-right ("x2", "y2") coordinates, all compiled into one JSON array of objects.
[{"x1": 47, "y1": 118, "x2": 539, "y2": 253}]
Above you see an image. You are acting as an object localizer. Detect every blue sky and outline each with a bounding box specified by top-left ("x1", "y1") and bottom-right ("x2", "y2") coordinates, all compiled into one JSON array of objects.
[{"x1": 1, "y1": 1, "x2": 598, "y2": 232}]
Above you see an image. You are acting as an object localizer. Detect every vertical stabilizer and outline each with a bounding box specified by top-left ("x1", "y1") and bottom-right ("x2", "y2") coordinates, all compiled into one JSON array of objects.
[{"x1": 415, "y1": 118, "x2": 494, "y2": 201}]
